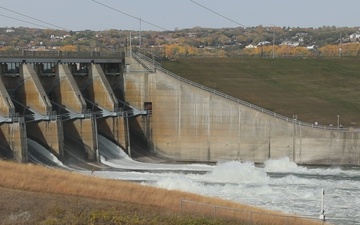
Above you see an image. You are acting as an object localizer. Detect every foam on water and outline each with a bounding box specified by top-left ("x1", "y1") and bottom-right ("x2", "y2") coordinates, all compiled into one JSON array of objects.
[
  {"x1": 264, "y1": 157, "x2": 360, "y2": 177},
  {"x1": 28, "y1": 136, "x2": 360, "y2": 224},
  {"x1": 204, "y1": 160, "x2": 269, "y2": 184},
  {"x1": 156, "y1": 176, "x2": 207, "y2": 193},
  {"x1": 146, "y1": 158, "x2": 360, "y2": 224},
  {"x1": 264, "y1": 157, "x2": 301, "y2": 173}
]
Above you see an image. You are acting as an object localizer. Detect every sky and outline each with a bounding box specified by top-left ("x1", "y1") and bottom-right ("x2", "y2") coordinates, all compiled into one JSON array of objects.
[{"x1": 0, "y1": 0, "x2": 359, "y2": 31}]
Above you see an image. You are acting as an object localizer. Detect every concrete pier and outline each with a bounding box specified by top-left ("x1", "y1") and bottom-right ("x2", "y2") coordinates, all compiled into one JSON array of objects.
[
  {"x1": 70, "y1": 63, "x2": 128, "y2": 153},
  {"x1": 20, "y1": 64, "x2": 64, "y2": 158},
  {"x1": 0, "y1": 77, "x2": 27, "y2": 162}
]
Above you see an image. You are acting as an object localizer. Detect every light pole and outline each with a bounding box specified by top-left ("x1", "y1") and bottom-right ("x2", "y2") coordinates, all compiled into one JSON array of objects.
[
  {"x1": 272, "y1": 26, "x2": 275, "y2": 58},
  {"x1": 267, "y1": 24, "x2": 276, "y2": 58},
  {"x1": 337, "y1": 115, "x2": 340, "y2": 130},
  {"x1": 339, "y1": 28, "x2": 342, "y2": 58}
]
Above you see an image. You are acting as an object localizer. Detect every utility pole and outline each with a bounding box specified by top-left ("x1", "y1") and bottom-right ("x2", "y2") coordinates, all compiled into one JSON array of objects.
[
  {"x1": 139, "y1": 17, "x2": 142, "y2": 47},
  {"x1": 272, "y1": 26, "x2": 275, "y2": 58},
  {"x1": 339, "y1": 28, "x2": 342, "y2": 58},
  {"x1": 129, "y1": 32, "x2": 132, "y2": 57}
]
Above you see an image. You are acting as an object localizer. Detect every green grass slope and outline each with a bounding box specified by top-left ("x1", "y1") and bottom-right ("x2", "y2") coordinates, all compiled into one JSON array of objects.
[{"x1": 162, "y1": 57, "x2": 360, "y2": 128}]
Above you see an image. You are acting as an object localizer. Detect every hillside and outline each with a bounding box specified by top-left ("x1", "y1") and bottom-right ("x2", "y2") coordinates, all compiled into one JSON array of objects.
[
  {"x1": 1, "y1": 26, "x2": 360, "y2": 58},
  {"x1": 162, "y1": 57, "x2": 360, "y2": 128}
]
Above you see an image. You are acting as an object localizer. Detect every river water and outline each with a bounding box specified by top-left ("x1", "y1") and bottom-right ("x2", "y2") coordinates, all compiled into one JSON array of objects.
[{"x1": 29, "y1": 136, "x2": 360, "y2": 225}]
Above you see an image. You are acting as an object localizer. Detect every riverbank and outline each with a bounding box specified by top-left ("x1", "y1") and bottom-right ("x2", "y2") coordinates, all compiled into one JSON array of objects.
[{"x1": 0, "y1": 159, "x2": 324, "y2": 225}]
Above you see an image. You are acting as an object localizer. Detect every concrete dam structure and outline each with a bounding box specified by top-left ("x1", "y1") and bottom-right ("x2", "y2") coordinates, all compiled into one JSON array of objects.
[
  {"x1": 0, "y1": 51, "x2": 129, "y2": 164},
  {"x1": 0, "y1": 50, "x2": 359, "y2": 166},
  {"x1": 125, "y1": 52, "x2": 360, "y2": 166}
]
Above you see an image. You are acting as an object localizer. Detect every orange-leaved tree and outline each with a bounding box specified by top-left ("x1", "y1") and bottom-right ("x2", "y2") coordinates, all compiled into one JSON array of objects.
[{"x1": 59, "y1": 45, "x2": 77, "y2": 52}]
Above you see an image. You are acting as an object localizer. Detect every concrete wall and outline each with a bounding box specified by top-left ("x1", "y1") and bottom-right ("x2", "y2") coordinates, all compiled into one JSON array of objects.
[
  {"x1": 20, "y1": 64, "x2": 64, "y2": 158},
  {"x1": 89, "y1": 64, "x2": 119, "y2": 111},
  {"x1": 97, "y1": 117, "x2": 127, "y2": 150},
  {"x1": 87, "y1": 64, "x2": 127, "y2": 152},
  {"x1": 0, "y1": 69, "x2": 27, "y2": 162},
  {"x1": 63, "y1": 117, "x2": 97, "y2": 161},
  {"x1": 55, "y1": 64, "x2": 87, "y2": 114},
  {"x1": 20, "y1": 64, "x2": 52, "y2": 115},
  {"x1": 124, "y1": 56, "x2": 360, "y2": 166},
  {"x1": 0, "y1": 78, "x2": 15, "y2": 117},
  {"x1": 0, "y1": 121, "x2": 27, "y2": 162}
]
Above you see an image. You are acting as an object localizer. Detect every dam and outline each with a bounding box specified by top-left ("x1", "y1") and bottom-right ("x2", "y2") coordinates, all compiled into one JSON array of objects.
[{"x1": 0, "y1": 50, "x2": 359, "y2": 166}]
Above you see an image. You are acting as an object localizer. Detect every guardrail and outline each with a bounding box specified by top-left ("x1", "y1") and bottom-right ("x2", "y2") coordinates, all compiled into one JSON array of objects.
[
  {"x1": 132, "y1": 51, "x2": 353, "y2": 132},
  {"x1": 0, "y1": 50, "x2": 124, "y2": 59}
]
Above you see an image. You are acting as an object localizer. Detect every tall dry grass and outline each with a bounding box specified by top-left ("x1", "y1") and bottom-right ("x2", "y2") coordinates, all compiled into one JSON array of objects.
[{"x1": 0, "y1": 160, "x2": 325, "y2": 225}]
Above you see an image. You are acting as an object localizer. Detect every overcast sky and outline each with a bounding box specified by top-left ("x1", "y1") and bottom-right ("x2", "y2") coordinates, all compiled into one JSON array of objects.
[{"x1": 0, "y1": 0, "x2": 359, "y2": 31}]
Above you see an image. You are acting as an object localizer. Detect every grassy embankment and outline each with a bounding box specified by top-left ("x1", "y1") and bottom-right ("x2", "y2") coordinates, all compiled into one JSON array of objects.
[
  {"x1": 162, "y1": 57, "x2": 360, "y2": 128},
  {"x1": 0, "y1": 160, "x2": 323, "y2": 225}
]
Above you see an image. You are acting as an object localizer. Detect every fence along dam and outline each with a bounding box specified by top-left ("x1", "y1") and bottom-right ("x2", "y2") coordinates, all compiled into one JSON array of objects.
[{"x1": 0, "y1": 50, "x2": 359, "y2": 167}]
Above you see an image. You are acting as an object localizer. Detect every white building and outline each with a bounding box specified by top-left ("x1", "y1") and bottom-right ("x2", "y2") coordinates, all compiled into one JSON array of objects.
[
  {"x1": 280, "y1": 40, "x2": 300, "y2": 47},
  {"x1": 5, "y1": 29, "x2": 15, "y2": 33}
]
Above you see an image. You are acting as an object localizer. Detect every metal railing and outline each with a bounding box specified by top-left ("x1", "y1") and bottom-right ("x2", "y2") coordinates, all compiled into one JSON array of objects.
[
  {"x1": 0, "y1": 50, "x2": 124, "y2": 59},
  {"x1": 132, "y1": 51, "x2": 354, "y2": 132}
]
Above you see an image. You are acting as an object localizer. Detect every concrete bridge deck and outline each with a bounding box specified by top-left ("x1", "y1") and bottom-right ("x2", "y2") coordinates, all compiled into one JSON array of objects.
[{"x1": 0, "y1": 50, "x2": 124, "y2": 63}]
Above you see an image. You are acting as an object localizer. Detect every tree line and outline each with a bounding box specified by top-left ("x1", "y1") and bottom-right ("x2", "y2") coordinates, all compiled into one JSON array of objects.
[{"x1": 1, "y1": 26, "x2": 359, "y2": 58}]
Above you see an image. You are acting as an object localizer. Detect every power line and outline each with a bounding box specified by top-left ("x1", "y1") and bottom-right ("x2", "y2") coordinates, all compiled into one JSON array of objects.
[
  {"x1": 0, "y1": 6, "x2": 69, "y2": 31},
  {"x1": 189, "y1": 0, "x2": 246, "y2": 28},
  {"x1": 90, "y1": 0, "x2": 170, "y2": 31},
  {"x1": 0, "y1": 13, "x2": 50, "y2": 29}
]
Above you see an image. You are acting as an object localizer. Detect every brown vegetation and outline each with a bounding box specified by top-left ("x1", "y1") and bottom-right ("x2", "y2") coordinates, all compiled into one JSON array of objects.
[{"x1": 0, "y1": 160, "x2": 325, "y2": 224}]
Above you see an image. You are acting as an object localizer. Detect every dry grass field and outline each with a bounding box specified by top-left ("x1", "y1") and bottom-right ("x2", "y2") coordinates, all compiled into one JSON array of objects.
[{"x1": 0, "y1": 160, "x2": 325, "y2": 225}]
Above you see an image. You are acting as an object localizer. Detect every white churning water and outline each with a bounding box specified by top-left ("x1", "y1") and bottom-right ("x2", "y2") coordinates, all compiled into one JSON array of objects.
[{"x1": 30, "y1": 136, "x2": 360, "y2": 225}]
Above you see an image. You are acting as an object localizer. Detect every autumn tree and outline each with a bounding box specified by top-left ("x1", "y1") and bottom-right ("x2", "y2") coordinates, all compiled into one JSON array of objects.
[{"x1": 59, "y1": 45, "x2": 77, "y2": 52}]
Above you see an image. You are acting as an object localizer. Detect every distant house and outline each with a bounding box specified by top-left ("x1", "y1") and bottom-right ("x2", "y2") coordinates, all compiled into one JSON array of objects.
[
  {"x1": 5, "y1": 29, "x2": 15, "y2": 33},
  {"x1": 306, "y1": 45, "x2": 317, "y2": 50},
  {"x1": 295, "y1": 32, "x2": 308, "y2": 38},
  {"x1": 257, "y1": 41, "x2": 271, "y2": 46},
  {"x1": 280, "y1": 40, "x2": 300, "y2": 47},
  {"x1": 349, "y1": 33, "x2": 360, "y2": 42},
  {"x1": 50, "y1": 34, "x2": 62, "y2": 40},
  {"x1": 245, "y1": 44, "x2": 257, "y2": 49},
  {"x1": 187, "y1": 33, "x2": 196, "y2": 38}
]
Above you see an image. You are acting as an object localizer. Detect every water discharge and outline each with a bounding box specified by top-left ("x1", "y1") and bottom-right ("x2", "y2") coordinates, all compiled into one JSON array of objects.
[{"x1": 29, "y1": 136, "x2": 360, "y2": 225}]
